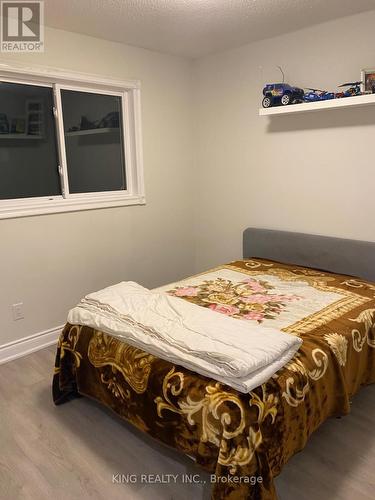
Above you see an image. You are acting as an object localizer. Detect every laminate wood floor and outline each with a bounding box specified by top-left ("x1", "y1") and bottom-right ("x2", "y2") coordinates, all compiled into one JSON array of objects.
[{"x1": 0, "y1": 346, "x2": 375, "y2": 500}]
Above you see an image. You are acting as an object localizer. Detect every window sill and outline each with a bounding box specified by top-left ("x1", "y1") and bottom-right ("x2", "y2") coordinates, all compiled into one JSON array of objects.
[{"x1": 0, "y1": 194, "x2": 146, "y2": 219}]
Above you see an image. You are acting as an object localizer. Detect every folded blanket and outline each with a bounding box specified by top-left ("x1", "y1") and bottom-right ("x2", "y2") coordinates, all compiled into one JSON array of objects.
[{"x1": 68, "y1": 281, "x2": 302, "y2": 393}]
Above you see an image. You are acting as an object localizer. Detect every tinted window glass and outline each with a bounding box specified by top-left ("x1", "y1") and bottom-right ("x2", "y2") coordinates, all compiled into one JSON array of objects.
[
  {"x1": 61, "y1": 90, "x2": 126, "y2": 194},
  {"x1": 0, "y1": 82, "x2": 61, "y2": 199}
]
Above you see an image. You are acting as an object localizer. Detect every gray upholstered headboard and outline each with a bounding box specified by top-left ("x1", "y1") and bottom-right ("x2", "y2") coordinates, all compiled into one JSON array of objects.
[{"x1": 243, "y1": 228, "x2": 375, "y2": 282}]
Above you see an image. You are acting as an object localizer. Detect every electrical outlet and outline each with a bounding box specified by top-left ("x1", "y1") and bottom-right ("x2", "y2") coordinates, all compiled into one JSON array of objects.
[{"x1": 12, "y1": 302, "x2": 24, "y2": 321}]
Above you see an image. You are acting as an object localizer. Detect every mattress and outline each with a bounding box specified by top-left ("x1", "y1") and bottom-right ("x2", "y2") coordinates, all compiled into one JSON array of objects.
[{"x1": 53, "y1": 258, "x2": 375, "y2": 500}]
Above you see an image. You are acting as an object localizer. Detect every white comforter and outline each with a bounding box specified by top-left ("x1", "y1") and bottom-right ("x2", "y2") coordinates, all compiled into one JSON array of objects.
[{"x1": 68, "y1": 281, "x2": 302, "y2": 393}]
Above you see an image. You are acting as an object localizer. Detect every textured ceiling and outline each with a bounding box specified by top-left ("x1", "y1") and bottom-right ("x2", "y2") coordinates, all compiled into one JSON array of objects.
[{"x1": 44, "y1": 0, "x2": 375, "y2": 59}]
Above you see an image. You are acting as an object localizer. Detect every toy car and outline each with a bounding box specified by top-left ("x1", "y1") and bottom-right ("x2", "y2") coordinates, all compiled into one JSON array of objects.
[
  {"x1": 336, "y1": 82, "x2": 363, "y2": 98},
  {"x1": 262, "y1": 83, "x2": 304, "y2": 108},
  {"x1": 303, "y1": 88, "x2": 335, "y2": 102}
]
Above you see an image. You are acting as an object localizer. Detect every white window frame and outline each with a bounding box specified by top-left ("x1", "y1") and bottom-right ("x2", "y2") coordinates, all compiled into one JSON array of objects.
[{"x1": 0, "y1": 62, "x2": 145, "y2": 219}]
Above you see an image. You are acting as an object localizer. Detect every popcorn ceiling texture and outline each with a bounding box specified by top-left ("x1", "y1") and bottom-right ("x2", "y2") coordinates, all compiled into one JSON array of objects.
[{"x1": 45, "y1": 0, "x2": 375, "y2": 58}]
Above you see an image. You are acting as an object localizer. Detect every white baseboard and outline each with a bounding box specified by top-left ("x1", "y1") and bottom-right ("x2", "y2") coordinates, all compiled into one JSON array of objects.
[{"x1": 0, "y1": 325, "x2": 64, "y2": 365}]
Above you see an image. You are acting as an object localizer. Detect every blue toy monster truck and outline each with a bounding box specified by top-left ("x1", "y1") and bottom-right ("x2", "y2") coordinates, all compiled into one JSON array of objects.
[{"x1": 262, "y1": 83, "x2": 304, "y2": 108}]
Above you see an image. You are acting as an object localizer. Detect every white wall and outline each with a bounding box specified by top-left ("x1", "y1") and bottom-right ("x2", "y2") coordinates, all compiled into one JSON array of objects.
[
  {"x1": 0, "y1": 27, "x2": 194, "y2": 345},
  {"x1": 2, "y1": 11, "x2": 375, "y2": 347},
  {"x1": 192, "y1": 11, "x2": 375, "y2": 272}
]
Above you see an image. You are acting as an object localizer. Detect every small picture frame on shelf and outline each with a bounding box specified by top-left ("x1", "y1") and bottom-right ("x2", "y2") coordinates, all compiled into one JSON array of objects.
[
  {"x1": 11, "y1": 117, "x2": 26, "y2": 134},
  {"x1": 361, "y1": 68, "x2": 375, "y2": 94}
]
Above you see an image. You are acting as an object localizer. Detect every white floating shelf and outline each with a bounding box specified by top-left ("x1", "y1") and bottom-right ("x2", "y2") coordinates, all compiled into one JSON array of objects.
[
  {"x1": 0, "y1": 133, "x2": 43, "y2": 139},
  {"x1": 65, "y1": 127, "x2": 119, "y2": 137},
  {"x1": 259, "y1": 93, "x2": 375, "y2": 116}
]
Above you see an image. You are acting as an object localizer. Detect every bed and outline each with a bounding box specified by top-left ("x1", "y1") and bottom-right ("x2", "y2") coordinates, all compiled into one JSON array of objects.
[{"x1": 53, "y1": 228, "x2": 375, "y2": 500}]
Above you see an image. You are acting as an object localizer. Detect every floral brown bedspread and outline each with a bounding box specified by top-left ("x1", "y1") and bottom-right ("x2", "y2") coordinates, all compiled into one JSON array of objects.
[{"x1": 53, "y1": 259, "x2": 375, "y2": 500}]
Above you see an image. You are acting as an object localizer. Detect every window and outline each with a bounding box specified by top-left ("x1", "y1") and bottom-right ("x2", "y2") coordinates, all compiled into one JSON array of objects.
[
  {"x1": 0, "y1": 64, "x2": 145, "y2": 219},
  {"x1": 0, "y1": 82, "x2": 60, "y2": 200},
  {"x1": 61, "y1": 90, "x2": 126, "y2": 194}
]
